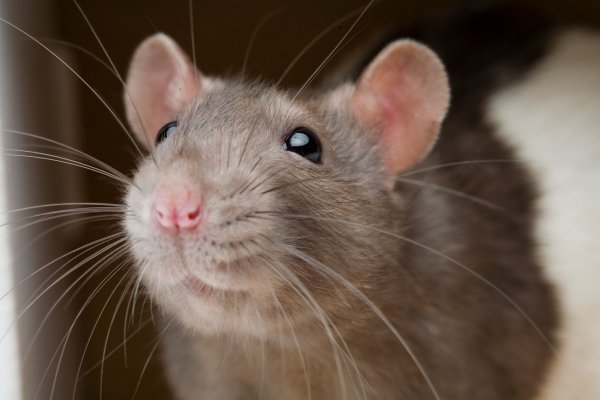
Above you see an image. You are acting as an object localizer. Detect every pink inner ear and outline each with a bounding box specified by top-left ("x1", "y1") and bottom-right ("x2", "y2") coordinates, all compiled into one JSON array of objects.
[
  {"x1": 351, "y1": 40, "x2": 450, "y2": 176},
  {"x1": 125, "y1": 33, "x2": 200, "y2": 146}
]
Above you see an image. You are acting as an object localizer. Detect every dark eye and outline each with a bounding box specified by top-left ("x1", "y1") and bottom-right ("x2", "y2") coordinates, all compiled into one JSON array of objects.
[
  {"x1": 283, "y1": 128, "x2": 321, "y2": 163},
  {"x1": 156, "y1": 121, "x2": 178, "y2": 145}
]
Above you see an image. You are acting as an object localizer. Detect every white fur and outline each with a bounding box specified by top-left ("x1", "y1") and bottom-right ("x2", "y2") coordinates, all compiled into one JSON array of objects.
[{"x1": 488, "y1": 29, "x2": 600, "y2": 399}]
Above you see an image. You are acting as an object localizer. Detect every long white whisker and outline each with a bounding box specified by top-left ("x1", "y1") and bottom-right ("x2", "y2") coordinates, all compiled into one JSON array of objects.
[
  {"x1": 4, "y1": 211, "x2": 121, "y2": 237},
  {"x1": 26, "y1": 244, "x2": 129, "y2": 400},
  {"x1": 400, "y1": 159, "x2": 518, "y2": 177},
  {"x1": 273, "y1": 240, "x2": 441, "y2": 400},
  {"x1": 0, "y1": 232, "x2": 124, "y2": 306},
  {"x1": 41, "y1": 38, "x2": 118, "y2": 77},
  {"x1": 5, "y1": 202, "x2": 124, "y2": 215},
  {"x1": 122, "y1": 270, "x2": 143, "y2": 369},
  {"x1": 276, "y1": 5, "x2": 363, "y2": 85},
  {"x1": 397, "y1": 177, "x2": 513, "y2": 216},
  {"x1": 128, "y1": 265, "x2": 146, "y2": 329},
  {"x1": 99, "y1": 261, "x2": 138, "y2": 399},
  {"x1": 261, "y1": 256, "x2": 360, "y2": 400},
  {"x1": 3, "y1": 238, "x2": 127, "y2": 357},
  {"x1": 259, "y1": 269, "x2": 313, "y2": 399},
  {"x1": 294, "y1": 0, "x2": 376, "y2": 99},
  {"x1": 71, "y1": 0, "x2": 157, "y2": 157},
  {"x1": 9, "y1": 217, "x2": 124, "y2": 302},
  {"x1": 3, "y1": 149, "x2": 132, "y2": 186},
  {"x1": 63, "y1": 244, "x2": 131, "y2": 308},
  {"x1": 78, "y1": 318, "x2": 152, "y2": 380},
  {"x1": 2, "y1": 128, "x2": 134, "y2": 185},
  {"x1": 21, "y1": 241, "x2": 129, "y2": 362},
  {"x1": 188, "y1": 0, "x2": 197, "y2": 77},
  {"x1": 131, "y1": 318, "x2": 175, "y2": 400},
  {"x1": 0, "y1": 17, "x2": 143, "y2": 156},
  {"x1": 3, "y1": 207, "x2": 122, "y2": 228},
  {"x1": 242, "y1": 7, "x2": 285, "y2": 77},
  {"x1": 69, "y1": 260, "x2": 134, "y2": 399},
  {"x1": 47, "y1": 256, "x2": 131, "y2": 400},
  {"x1": 268, "y1": 212, "x2": 556, "y2": 354}
]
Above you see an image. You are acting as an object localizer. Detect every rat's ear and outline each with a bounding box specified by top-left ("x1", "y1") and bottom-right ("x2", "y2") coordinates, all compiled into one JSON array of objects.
[
  {"x1": 124, "y1": 33, "x2": 200, "y2": 147},
  {"x1": 351, "y1": 40, "x2": 450, "y2": 176}
]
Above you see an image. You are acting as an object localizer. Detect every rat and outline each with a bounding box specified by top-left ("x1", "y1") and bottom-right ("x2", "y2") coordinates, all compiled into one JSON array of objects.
[{"x1": 121, "y1": 4, "x2": 600, "y2": 400}]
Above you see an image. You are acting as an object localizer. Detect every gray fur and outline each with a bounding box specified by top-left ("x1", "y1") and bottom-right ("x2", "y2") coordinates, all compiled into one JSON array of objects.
[{"x1": 124, "y1": 5, "x2": 558, "y2": 400}]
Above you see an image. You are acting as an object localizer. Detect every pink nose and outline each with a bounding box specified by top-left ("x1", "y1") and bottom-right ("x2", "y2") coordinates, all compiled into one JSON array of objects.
[{"x1": 153, "y1": 197, "x2": 203, "y2": 230}]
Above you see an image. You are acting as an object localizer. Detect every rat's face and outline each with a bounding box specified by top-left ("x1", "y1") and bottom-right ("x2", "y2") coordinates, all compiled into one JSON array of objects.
[{"x1": 123, "y1": 34, "x2": 448, "y2": 339}]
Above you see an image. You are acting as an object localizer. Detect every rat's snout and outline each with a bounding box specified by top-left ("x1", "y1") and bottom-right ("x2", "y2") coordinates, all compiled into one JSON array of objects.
[{"x1": 152, "y1": 182, "x2": 203, "y2": 231}]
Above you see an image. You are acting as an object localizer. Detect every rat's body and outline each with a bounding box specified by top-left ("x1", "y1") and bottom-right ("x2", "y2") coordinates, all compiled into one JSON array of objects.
[{"x1": 122, "y1": 5, "x2": 600, "y2": 400}]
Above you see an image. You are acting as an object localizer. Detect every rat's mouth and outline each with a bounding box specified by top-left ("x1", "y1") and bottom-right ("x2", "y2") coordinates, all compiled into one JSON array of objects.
[{"x1": 183, "y1": 276, "x2": 248, "y2": 299}]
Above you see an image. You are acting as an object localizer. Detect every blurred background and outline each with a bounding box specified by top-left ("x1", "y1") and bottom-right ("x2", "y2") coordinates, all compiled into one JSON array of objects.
[{"x1": 0, "y1": 0, "x2": 598, "y2": 399}]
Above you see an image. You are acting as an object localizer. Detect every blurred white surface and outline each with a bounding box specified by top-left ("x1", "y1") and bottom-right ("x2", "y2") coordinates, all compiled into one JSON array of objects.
[{"x1": 0, "y1": 105, "x2": 22, "y2": 400}]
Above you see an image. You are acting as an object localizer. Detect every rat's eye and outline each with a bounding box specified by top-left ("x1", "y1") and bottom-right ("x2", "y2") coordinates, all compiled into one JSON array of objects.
[
  {"x1": 156, "y1": 121, "x2": 178, "y2": 145},
  {"x1": 283, "y1": 128, "x2": 321, "y2": 164}
]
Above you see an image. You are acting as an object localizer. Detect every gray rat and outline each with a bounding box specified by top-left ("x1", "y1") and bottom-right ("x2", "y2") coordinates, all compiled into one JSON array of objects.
[{"x1": 121, "y1": 5, "x2": 600, "y2": 400}]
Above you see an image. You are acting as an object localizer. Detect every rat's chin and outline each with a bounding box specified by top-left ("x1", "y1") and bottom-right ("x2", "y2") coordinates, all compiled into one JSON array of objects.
[
  {"x1": 154, "y1": 276, "x2": 274, "y2": 338},
  {"x1": 136, "y1": 255, "x2": 279, "y2": 336}
]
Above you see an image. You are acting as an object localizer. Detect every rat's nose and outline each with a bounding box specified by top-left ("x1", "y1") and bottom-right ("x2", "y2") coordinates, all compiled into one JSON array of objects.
[{"x1": 152, "y1": 188, "x2": 203, "y2": 231}]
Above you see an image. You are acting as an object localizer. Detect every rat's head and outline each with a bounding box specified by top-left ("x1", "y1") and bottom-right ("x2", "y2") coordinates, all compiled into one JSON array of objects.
[{"x1": 123, "y1": 33, "x2": 449, "y2": 339}]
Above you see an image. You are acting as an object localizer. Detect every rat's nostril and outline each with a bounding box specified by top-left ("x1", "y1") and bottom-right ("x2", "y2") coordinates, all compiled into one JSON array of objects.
[
  {"x1": 153, "y1": 200, "x2": 203, "y2": 230},
  {"x1": 152, "y1": 183, "x2": 203, "y2": 231},
  {"x1": 178, "y1": 204, "x2": 202, "y2": 229},
  {"x1": 187, "y1": 208, "x2": 200, "y2": 220},
  {"x1": 153, "y1": 202, "x2": 174, "y2": 229}
]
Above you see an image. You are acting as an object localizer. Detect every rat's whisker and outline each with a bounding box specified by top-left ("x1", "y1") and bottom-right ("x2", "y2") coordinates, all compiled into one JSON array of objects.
[
  {"x1": 5, "y1": 202, "x2": 124, "y2": 215},
  {"x1": 99, "y1": 259, "x2": 138, "y2": 399},
  {"x1": 259, "y1": 268, "x2": 312, "y2": 400},
  {"x1": 0, "y1": 232, "x2": 125, "y2": 306},
  {"x1": 239, "y1": 169, "x2": 284, "y2": 196},
  {"x1": 400, "y1": 159, "x2": 518, "y2": 177},
  {"x1": 230, "y1": 155, "x2": 264, "y2": 196},
  {"x1": 274, "y1": 240, "x2": 441, "y2": 400},
  {"x1": 397, "y1": 177, "x2": 515, "y2": 217},
  {"x1": 64, "y1": 247, "x2": 132, "y2": 308},
  {"x1": 3, "y1": 211, "x2": 122, "y2": 236},
  {"x1": 71, "y1": 263, "x2": 136, "y2": 399},
  {"x1": 187, "y1": 0, "x2": 197, "y2": 79},
  {"x1": 22, "y1": 243, "x2": 129, "y2": 400},
  {"x1": 3, "y1": 207, "x2": 123, "y2": 228},
  {"x1": 77, "y1": 317, "x2": 153, "y2": 381},
  {"x1": 127, "y1": 264, "x2": 148, "y2": 329},
  {"x1": 294, "y1": 0, "x2": 376, "y2": 99},
  {"x1": 0, "y1": 17, "x2": 143, "y2": 157},
  {"x1": 261, "y1": 258, "x2": 351, "y2": 399},
  {"x1": 262, "y1": 253, "x2": 370, "y2": 400},
  {"x1": 2, "y1": 128, "x2": 134, "y2": 185},
  {"x1": 71, "y1": 0, "x2": 149, "y2": 158},
  {"x1": 41, "y1": 38, "x2": 118, "y2": 77},
  {"x1": 21, "y1": 242, "x2": 129, "y2": 363},
  {"x1": 267, "y1": 211, "x2": 556, "y2": 354},
  {"x1": 121, "y1": 270, "x2": 146, "y2": 368},
  {"x1": 46, "y1": 257, "x2": 131, "y2": 400},
  {"x1": 8, "y1": 239, "x2": 128, "y2": 352},
  {"x1": 261, "y1": 176, "x2": 357, "y2": 195},
  {"x1": 8, "y1": 217, "x2": 124, "y2": 295},
  {"x1": 25, "y1": 229, "x2": 125, "y2": 302},
  {"x1": 242, "y1": 7, "x2": 285, "y2": 77},
  {"x1": 277, "y1": 4, "x2": 363, "y2": 86},
  {"x1": 131, "y1": 318, "x2": 176, "y2": 400},
  {"x1": 2, "y1": 149, "x2": 132, "y2": 186}
]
